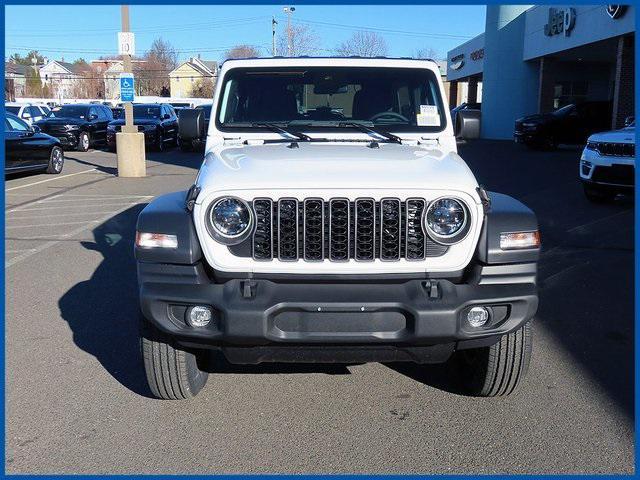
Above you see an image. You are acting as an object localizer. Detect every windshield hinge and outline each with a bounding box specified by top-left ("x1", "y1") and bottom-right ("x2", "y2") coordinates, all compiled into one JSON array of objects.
[
  {"x1": 224, "y1": 137, "x2": 243, "y2": 145},
  {"x1": 419, "y1": 138, "x2": 439, "y2": 146}
]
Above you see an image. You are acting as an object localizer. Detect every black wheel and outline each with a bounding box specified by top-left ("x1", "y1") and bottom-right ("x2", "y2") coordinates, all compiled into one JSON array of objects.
[
  {"x1": 155, "y1": 130, "x2": 165, "y2": 152},
  {"x1": 583, "y1": 184, "x2": 616, "y2": 203},
  {"x1": 77, "y1": 131, "x2": 90, "y2": 152},
  {"x1": 140, "y1": 317, "x2": 208, "y2": 400},
  {"x1": 179, "y1": 138, "x2": 192, "y2": 152},
  {"x1": 451, "y1": 322, "x2": 532, "y2": 397},
  {"x1": 46, "y1": 146, "x2": 64, "y2": 174}
]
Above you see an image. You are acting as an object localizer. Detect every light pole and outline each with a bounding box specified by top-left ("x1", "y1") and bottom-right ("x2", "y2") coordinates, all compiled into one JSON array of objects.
[
  {"x1": 283, "y1": 6, "x2": 295, "y2": 56},
  {"x1": 272, "y1": 16, "x2": 278, "y2": 57}
]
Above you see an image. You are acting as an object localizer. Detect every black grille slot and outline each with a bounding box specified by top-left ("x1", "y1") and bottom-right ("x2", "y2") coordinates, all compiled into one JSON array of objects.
[
  {"x1": 406, "y1": 199, "x2": 426, "y2": 260},
  {"x1": 252, "y1": 199, "x2": 273, "y2": 260},
  {"x1": 250, "y1": 197, "x2": 449, "y2": 261},
  {"x1": 303, "y1": 199, "x2": 324, "y2": 261},
  {"x1": 278, "y1": 199, "x2": 298, "y2": 260},
  {"x1": 380, "y1": 199, "x2": 401, "y2": 260},
  {"x1": 329, "y1": 199, "x2": 350, "y2": 261},
  {"x1": 591, "y1": 164, "x2": 635, "y2": 186},
  {"x1": 355, "y1": 199, "x2": 376, "y2": 260}
]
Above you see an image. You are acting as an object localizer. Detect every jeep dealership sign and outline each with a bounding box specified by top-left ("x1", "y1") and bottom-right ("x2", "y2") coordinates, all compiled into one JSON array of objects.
[{"x1": 544, "y1": 7, "x2": 576, "y2": 37}]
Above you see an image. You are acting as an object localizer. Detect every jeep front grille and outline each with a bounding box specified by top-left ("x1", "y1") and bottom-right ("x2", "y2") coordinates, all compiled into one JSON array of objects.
[
  {"x1": 251, "y1": 198, "x2": 447, "y2": 262},
  {"x1": 593, "y1": 142, "x2": 635, "y2": 157}
]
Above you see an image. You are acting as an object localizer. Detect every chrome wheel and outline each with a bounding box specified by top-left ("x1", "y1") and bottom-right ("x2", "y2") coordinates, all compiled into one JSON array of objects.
[{"x1": 46, "y1": 147, "x2": 64, "y2": 174}]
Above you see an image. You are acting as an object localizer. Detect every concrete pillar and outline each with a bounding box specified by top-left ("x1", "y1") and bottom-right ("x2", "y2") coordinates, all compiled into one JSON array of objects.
[
  {"x1": 448, "y1": 80, "x2": 459, "y2": 108},
  {"x1": 481, "y1": 5, "x2": 540, "y2": 139},
  {"x1": 537, "y1": 57, "x2": 556, "y2": 113},
  {"x1": 468, "y1": 77, "x2": 479, "y2": 104},
  {"x1": 116, "y1": 133, "x2": 146, "y2": 177},
  {"x1": 612, "y1": 35, "x2": 635, "y2": 129}
]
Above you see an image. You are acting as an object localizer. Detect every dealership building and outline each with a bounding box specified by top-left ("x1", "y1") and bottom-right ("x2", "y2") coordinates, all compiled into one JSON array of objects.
[{"x1": 447, "y1": 5, "x2": 635, "y2": 139}]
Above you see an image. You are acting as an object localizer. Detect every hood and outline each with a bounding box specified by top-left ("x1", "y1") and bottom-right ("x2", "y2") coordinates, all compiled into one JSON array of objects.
[
  {"x1": 588, "y1": 127, "x2": 635, "y2": 144},
  {"x1": 108, "y1": 118, "x2": 160, "y2": 127},
  {"x1": 36, "y1": 117, "x2": 87, "y2": 126},
  {"x1": 516, "y1": 113, "x2": 553, "y2": 124},
  {"x1": 197, "y1": 142, "x2": 479, "y2": 195}
]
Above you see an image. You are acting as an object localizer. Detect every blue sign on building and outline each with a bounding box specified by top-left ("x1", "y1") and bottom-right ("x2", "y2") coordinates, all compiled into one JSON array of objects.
[{"x1": 120, "y1": 73, "x2": 135, "y2": 102}]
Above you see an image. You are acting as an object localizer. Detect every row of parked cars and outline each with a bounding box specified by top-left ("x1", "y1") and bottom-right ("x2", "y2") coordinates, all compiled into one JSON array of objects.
[{"x1": 4, "y1": 101, "x2": 213, "y2": 175}]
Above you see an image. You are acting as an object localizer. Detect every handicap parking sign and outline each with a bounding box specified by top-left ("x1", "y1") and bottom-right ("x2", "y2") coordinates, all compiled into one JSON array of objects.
[{"x1": 120, "y1": 73, "x2": 135, "y2": 102}]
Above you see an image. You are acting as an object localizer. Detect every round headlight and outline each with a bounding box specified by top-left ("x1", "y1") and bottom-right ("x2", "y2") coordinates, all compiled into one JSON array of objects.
[
  {"x1": 425, "y1": 197, "x2": 468, "y2": 243},
  {"x1": 209, "y1": 197, "x2": 252, "y2": 242}
]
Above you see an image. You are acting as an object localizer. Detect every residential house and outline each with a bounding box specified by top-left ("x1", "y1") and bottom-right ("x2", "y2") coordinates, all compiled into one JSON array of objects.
[
  {"x1": 39, "y1": 59, "x2": 87, "y2": 101},
  {"x1": 102, "y1": 60, "x2": 148, "y2": 100},
  {"x1": 169, "y1": 57, "x2": 217, "y2": 98},
  {"x1": 5, "y1": 62, "x2": 28, "y2": 100}
]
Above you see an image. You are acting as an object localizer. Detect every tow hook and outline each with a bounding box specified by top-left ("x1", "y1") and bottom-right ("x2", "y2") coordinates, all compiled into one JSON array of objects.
[
  {"x1": 241, "y1": 280, "x2": 257, "y2": 299},
  {"x1": 423, "y1": 280, "x2": 440, "y2": 299}
]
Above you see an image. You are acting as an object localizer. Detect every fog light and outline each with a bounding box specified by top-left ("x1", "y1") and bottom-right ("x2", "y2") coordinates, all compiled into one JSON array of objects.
[
  {"x1": 467, "y1": 306, "x2": 489, "y2": 327},
  {"x1": 187, "y1": 305, "x2": 212, "y2": 327}
]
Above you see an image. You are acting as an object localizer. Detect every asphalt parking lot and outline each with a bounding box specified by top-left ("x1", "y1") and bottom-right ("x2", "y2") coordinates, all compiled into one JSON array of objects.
[{"x1": 5, "y1": 141, "x2": 634, "y2": 474}]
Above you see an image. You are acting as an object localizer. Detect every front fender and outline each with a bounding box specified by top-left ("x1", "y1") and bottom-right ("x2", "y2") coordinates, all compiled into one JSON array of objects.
[{"x1": 135, "y1": 190, "x2": 202, "y2": 265}]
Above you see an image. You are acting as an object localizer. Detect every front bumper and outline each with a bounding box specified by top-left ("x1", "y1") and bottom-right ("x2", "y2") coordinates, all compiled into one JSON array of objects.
[
  {"x1": 514, "y1": 130, "x2": 540, "y2": 144},
  {"x1": 107, "y1": 129, "x2": 157, "y2": 146},
  {"x1": 49, "y1": 131, "x2": 79, "y2": 148},
  {"x1": 580, "y1": 148, "x2": 635, "y2": 189},
  {"x1": 138, "y1": 262, "x2": 538, "y2": 364}
]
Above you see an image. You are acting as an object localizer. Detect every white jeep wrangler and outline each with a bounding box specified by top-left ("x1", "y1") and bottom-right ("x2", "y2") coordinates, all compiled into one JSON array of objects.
[{"x1": 136, "y1": 57, "x2": 540, "y2": 399}]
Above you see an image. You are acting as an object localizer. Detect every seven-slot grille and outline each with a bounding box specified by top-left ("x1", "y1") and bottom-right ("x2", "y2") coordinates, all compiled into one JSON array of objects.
[
  {"x1": 593, "y1": 142, "x2": 635, "y2": 157},
  {"x1": 251, "y1": 198, "x2": 448, "y2": 262}
]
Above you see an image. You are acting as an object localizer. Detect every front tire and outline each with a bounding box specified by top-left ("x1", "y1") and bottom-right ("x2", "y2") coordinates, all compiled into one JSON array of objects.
[
  {"x1": 452, "y1": 322, "x2": 533, "y2": 397},
  {"x1": 155, "y1": 129, "x2": 165, "y2": 152},
  {"x1": 46, "y1": 146, "x2": 64, "y2": 174},
  {"x1": 77, "y1": 131, "x2": 90, "y2": 152},
  {"x1": 140, "y1": 318, "x2": 208, "y2": 400}
]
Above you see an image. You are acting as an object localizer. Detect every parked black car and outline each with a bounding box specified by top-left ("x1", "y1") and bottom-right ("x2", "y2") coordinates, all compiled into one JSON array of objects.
[
  {"x1": 5, "y1": 113, "x2": 64, "y2": 174},
  {"x1": 111, "y1": 107, "x2": 125, "y2": 120},
  {"x1": 178, "y1": 104, "x2": 212, "y2": 151},
  {"x1": 106, "y1": 104, "x2": 179, "y2": 151},
  {"x1": 514, "y1": 101, "x2": 612, "y2": 149},
  {"x1": 35, "y1": 103, "x2": 113, "y2": 152}
]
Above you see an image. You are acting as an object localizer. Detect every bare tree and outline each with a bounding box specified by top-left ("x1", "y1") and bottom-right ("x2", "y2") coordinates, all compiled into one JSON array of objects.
[
  {"x1": 276, "y1": 24, "x2": 320, "y2": 57},
  {"x1": 336, "y1": 31, "x2": 388, "y2": 57},
  {"x1": 225, "y1": 44, "x2": 261, "y2": 60},
  {"x1": 190, "y1": 77, "x2": 215, "y2": 98},
  {"x1": 415, "y1": 47, "x2": 439, "y2": 60},
  {"x1": 140, "y1": 37, "x2": 178, "y2": 95}
]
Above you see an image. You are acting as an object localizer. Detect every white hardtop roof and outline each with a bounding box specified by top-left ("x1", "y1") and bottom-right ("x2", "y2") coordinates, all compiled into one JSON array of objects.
[{"x1": 220, "y1": 56, "x2": 441, "y2": 73}]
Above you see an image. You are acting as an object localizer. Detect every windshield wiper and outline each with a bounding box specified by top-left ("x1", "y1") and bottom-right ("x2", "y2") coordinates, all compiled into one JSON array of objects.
[
  {"x1": 338, "y1": 121, "x2": 402, "y2": 144},
  {"x1": 252, "y1": 122, "x2": 312, "y2": 142}
]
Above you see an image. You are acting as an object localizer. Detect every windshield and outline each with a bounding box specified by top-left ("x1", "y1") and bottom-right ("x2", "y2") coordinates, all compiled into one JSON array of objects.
[
  {"x1": 48, "y1": 105, "x2": 88, "y2": 119},
  {"x1": 133, "y1": 106, "x2": 161, "y2": 119},
  {"x1": 216, "y1": 66, "x2": 446, "y2": 133},
  {"x1": 6, "y1": 106, "x2": 20, "y2": 115}
]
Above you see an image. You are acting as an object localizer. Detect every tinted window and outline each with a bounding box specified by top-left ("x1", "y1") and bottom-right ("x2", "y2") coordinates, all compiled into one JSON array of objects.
[
  {"x1": 29, "y1": 106, "x2": 42, "y2": 117},
  {"x1": 217, "y1": 66, "x2": 446, "y2": 132},
  {"x1": 7, "y1": 116, "x2": 29, "y2": 131},
  {"x1": 49, "y1": 105, "x2": 89, "y2": 119},
  {"x1": 102, "y1": 106, "x2": 113, "y2": 120},
  {"x1": 133, "y1": 106, "x2": 161, "y2": 119},
  {"x1": 6, "y1": 106, "x2": 20, "y2": 115},
  {"x1": 40, "y1": 106, "x2": 51, "y2": 115}
]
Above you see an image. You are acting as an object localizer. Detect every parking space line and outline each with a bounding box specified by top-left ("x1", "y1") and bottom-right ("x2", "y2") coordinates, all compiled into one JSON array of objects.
[
  {"x1": 7, "y1": 210, "x2": 139, "y2": 220},
  {"x1": 5, "y1": 168, "x2": 99, "y2": 191},
  {"x1": 13, "y1": 203, "x2": 137, "y2": 212},
  {"x1": 6, "y1": 197, "x2": 152, "y2": 268},
  {"x1": 6, "y1": 221, "x2": 100, "y2": 229}
]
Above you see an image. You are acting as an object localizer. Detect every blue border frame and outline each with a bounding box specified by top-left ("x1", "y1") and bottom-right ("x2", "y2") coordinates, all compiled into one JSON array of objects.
[{"x1": 1, "y1": 1, "x2": 637, "y2": 477}]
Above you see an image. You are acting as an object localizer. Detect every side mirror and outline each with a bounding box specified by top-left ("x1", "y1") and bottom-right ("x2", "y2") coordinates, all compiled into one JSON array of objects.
[
  {"x1": 22, "y1": 112, "x2": 31, "y2": 119},
  {"x1": 89, "y1": 114, "x2": 98, "y2": 121},
  {"x1": 624, "y1": 116, "x2": 634, "y2": 127},
  {"x1": 455, "y1": 109, "x2": 481, "y2": 140}
]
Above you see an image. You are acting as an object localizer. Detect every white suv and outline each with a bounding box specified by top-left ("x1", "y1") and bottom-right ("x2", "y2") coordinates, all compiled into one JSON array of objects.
[
  {"x1": 580, "y1": 122, "x2": 635, "y2": 202},
  {"x1": 5, "y1": 102, "x2": 49, "y2": 125},
  {"x1": 134, "y1": 58, "x2": 541, "y2": 399}
]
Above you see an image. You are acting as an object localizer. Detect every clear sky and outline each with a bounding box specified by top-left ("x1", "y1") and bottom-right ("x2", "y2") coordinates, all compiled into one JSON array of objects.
[{"x1": 5, "y1": 5, "x2": 485, "y2": 63}]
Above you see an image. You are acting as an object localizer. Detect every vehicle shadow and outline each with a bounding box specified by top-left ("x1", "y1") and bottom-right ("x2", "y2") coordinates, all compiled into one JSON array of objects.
[{"x1": 57, "y1": 204, "x2": 153, "y2": 398}]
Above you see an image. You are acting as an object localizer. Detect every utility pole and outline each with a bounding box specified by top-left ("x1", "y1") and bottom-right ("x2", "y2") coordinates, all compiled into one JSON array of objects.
[
  {"x1": 121, "y1": 5, "x2": 135, "y2": 134},
  {"x1": 283, "y1": 6, "x2": 295, "y2": 56},
  {"x1": 271, "y1": 17, "x2": 277, "y2": 57},
  {"x1": 116, "y1": 4, "x2": 146, "y2": 177}
]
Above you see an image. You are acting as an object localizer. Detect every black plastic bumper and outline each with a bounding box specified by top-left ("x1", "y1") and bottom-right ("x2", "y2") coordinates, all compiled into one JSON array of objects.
[{"x1": 138, "y1": 262, "x2": 538, "y2": 364}]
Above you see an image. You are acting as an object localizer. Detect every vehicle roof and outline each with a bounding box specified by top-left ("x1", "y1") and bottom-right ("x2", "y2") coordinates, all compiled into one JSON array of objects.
[
  {"x1": 55, "y1": 103, "x2": 95, "y2": 108},
  {"x1": 5, "y1": 102, "x2": 26, "y2": 107},
  {"x1": 219, "y1": 56, "x2": 441, "y2": 73}
]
